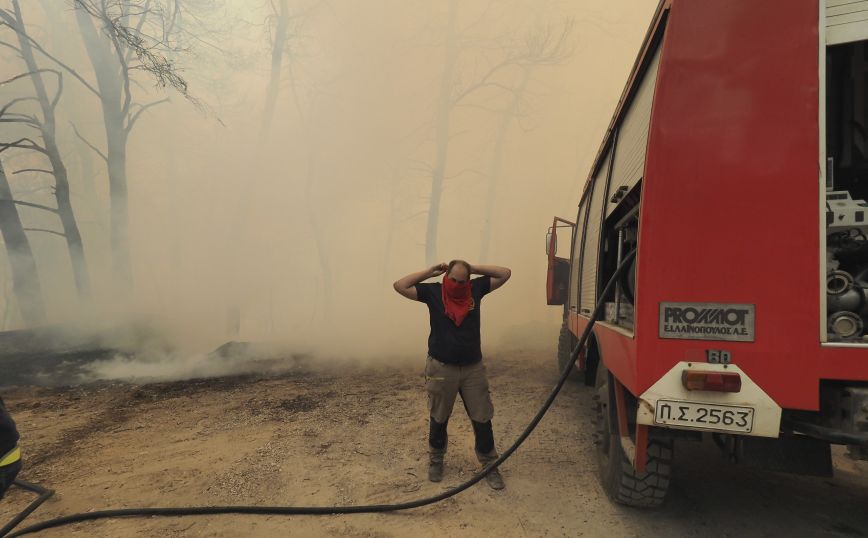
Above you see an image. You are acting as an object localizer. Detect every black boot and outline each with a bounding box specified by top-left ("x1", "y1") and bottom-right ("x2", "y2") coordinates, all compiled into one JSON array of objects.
[
  {"x1": 472, "y1": 420, "x2": 504, "y2": 490},
  {"x1": 428, "y1": 417, "x2": 448, "y2": 483},
  {"x1": 429, "y1": 447, "x2": 445, "y2": 482},
  {"x1": 476, "y1": 449, "x2": 505, "y2": 490}
]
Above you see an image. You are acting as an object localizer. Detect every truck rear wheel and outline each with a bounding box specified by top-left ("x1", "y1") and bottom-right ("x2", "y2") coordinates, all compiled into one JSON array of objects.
[
  {"x1": 557, "y1": 319, "x2": 580, "y2": 380},
  {"x1": 594, "y1": 362, "x2": 672, "y2": 507}
]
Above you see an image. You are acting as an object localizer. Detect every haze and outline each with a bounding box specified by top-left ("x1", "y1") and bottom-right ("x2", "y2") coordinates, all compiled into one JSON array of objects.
[{"x1": 0, "y1": 0, "x2": 657, "y2": 376}]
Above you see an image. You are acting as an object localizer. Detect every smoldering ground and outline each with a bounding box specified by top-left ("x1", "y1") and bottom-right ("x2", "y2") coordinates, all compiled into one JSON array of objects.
[{"x1": 0, "y1": 0, "x2": 657, "y2": 385}]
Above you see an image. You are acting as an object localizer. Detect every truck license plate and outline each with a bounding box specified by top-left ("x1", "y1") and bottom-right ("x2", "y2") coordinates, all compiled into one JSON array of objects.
[{"x1": 654, "y1": 400, "x2": 754, "y2": 433}]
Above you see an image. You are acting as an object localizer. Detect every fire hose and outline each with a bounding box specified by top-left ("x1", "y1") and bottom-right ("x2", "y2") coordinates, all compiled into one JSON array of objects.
[{"x1": 1, "y1": 250, "x2": 636, "y2": 537}]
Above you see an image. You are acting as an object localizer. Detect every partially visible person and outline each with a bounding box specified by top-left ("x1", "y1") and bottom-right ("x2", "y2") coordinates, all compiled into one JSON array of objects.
[
  {"x1": 0, "y1": 396, "x2": 21, "y2": 500},
  {"x1": 393, "y1": 259, "x2": 511, "y2": 489}
]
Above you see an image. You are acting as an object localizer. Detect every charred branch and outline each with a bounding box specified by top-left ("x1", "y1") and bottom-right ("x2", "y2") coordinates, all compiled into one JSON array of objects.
[
  {"x1": 125, "y1": 97, "x2": 169, "y2": 133},
  {"x1": 0, "y1": 13, "x2": 101, "y2": 97},
  {"x1": 12, "y1": 168, "x2": 53, "y2": 176},
  {"x1": 7, "y1": 200, "x2": 59, "y2": 214},
  {"x1": 451, "y1": 61, "x2": 520, "y2": 105},
  {"x1": 123, "y1": 0, "x2": 154, "y2": 64},
  {"x1": 22, "y1": 227, "x2": 66, "y2": 238},
  {"x1": 0, "y1": 110, "x2": 39, "y2": 123},
  {"x1": 451, "y1": 19, "x2": 574, "y2": 106},
  {"x1": 443, "y1": 168, "x2": 486, "y2": 180},
  {"x1": 0, "y1": 97, "x2": 37, "y2": 119},
  {"x1": 70, "y1": 123, "x2": 108, "y2": 162},
  {"x1": 0, "y1": 137, "x2": 47, "y2": 155},
  {"x1": 74, "y1": 0, "x2": 192, "y2": 101},
  {"x1": 0, "y1": 69, "x2": 58, "y2": 89}
]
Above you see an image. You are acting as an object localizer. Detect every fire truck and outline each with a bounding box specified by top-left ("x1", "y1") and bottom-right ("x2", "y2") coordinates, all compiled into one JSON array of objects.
[{"x1": 546, "y1": 0, "x2": 868, "y2": 506}]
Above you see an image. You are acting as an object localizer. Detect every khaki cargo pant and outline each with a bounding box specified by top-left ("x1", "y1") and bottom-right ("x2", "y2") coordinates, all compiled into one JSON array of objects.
[{"x1": 424, "y1": 356, "x2": 494, "y2": 424}]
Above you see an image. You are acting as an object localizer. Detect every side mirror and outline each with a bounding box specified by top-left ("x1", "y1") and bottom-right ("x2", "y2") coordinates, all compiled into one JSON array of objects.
[{"x1": 546, "y1": 230, "x2": 554, "y2": 256}]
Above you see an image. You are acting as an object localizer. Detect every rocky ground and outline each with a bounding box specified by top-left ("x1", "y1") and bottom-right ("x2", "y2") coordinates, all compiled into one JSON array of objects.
[{"x1": 1, "y1": 346, "x2": 867, "y2": 537}]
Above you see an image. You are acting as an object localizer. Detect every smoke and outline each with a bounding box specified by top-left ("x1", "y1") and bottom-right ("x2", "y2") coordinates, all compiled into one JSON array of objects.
[
  {"x1": 78, "y1": 342, "x2": 307, "y2": 383},
  {"x1": 0, "y1": 0, "x2": 658, "y2": 383}
]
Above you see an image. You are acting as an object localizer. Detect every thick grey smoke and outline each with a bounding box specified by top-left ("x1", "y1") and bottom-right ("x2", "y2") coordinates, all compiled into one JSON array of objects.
[{"x1": 0, "y1": 0, "x2": 657, "y2": 382}]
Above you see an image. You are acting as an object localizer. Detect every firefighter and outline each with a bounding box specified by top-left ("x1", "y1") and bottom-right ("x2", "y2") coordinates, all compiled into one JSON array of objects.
[
  {"x1": 0, "y1": 396, "x2": 21, "y2": 500},
  {"x1": 393, "y1": 259, "x2": 511, "y2": 489}
]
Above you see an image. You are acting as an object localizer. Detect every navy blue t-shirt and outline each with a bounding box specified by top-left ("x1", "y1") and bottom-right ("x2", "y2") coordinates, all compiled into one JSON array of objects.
[{"x1": 414, "y1": 276, "x2": 491, "y2": 364}]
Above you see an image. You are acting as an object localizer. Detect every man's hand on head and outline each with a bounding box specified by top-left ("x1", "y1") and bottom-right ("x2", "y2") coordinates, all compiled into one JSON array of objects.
[
  {"x1": 429, "y1": 263, "x2": 448, "y2": 278},
  {"x1": 394, "y1": 263, "x2": 448, "y2": 301},
  {"x1": 468, "y1": 264, "x2": 512, "y2": 292}
]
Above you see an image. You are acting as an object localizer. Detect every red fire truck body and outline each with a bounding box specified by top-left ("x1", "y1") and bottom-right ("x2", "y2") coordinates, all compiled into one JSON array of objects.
[{"x1": 547, "y1": 0, "x2": 868, "y2": 506}]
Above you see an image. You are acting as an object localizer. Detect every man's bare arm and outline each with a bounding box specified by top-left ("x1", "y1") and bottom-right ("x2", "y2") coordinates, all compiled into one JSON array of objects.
[
  {"x1": 393, "y1": 263, "x2": 447, "y2": 300},
  {"x1": 471, "y1": 264, "x2": 512, "y2": 292}
]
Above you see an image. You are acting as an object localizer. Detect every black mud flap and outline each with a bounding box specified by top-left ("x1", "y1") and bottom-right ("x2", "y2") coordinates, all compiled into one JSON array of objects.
[{"x1": 737, "y1": 435, "x2": 833, "y2": 477}]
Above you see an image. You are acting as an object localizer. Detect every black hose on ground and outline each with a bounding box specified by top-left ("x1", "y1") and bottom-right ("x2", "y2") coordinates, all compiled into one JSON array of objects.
[
  {"x1": 0, "y1": 481, "x2": 53, "y2": 537},
  {"x1": 3, "y1": 251, "x2": 636, "y2": 538}
]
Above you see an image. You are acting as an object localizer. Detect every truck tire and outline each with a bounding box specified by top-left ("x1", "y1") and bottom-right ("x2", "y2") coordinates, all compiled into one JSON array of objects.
[
  {"x1": 594, "y1": 362, "x2": 672, "y2": 507},
  {"x1": 557, "y1": 319, "x2": 580, "y2": 381}
]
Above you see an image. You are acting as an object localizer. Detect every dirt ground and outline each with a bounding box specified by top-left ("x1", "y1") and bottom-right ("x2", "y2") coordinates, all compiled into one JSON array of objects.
[{"x1": 2, "y1": 346, "x2": 868, "y2": 537}]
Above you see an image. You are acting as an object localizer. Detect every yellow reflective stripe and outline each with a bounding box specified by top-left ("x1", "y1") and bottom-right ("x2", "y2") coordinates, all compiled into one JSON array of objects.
[{"x1": 0, "y1": 446, "x2": 20, "y2": 467}]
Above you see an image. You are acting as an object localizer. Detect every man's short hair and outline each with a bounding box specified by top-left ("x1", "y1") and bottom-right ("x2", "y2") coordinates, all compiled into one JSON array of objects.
[{"x1": 448, "y1": 259, "x2": 471, "y2": 277}]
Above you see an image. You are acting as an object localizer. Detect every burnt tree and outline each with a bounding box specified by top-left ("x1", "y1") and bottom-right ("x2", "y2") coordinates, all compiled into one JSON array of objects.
[
  {"x1": 479, "y1": 23, "x2": 572, "y2": 260},
  {"x1": 0, "y1": 1, "x2": 92, "y2": 296},
  {"x1": 73, "y1": 0, "x2": 188, "y2": 288},
  {"x1": 422, "y1": 6, "x2": 572, "y2": 265},
  {"x1": 0, "y1": 159, "x2": 45, "y2": 325}
]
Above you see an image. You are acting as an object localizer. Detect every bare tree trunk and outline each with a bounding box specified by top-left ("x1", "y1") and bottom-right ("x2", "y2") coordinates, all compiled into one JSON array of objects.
[
  {"x1": 74, "y1": 6, "x2": 133, "y2": 288},
  {"x1": 306, "y1": 204, "x2": 333, "y2": 322},
  {"x1": 425, "y1": 0, "x2": 459, "y2": 266},
  {"x1": 303, "y1": 157, "x2": 333, "y2": 322},
  {"x1": 479, "y1": 65, "x2": 532, "y2": 261},
  {"x1": 0, "y1": 160, "x2": 46, "y2": 325},
  {"x1": 380, "y1": 179, "x2": 399, "y2": 286},
  {"x1": 277, "y1": 56, "x2": 333, "y2": 322},
  {"x1": 106, "y1": 121, "x2": 131, "y2": 286},
  {"x1": 1, "y1": 275, "x2": 15, "y2": 330},
  {"x1": 10, "y1": 0, "x2": 91, "y2": 297},
  {"x1": 261, "y1": 0, "x2": 290, "y2": 140},
  {"x1": 38, "y1": 0, "x2": 108, "y2": 235},
  {"x1": 294, "y1": 87, "x2": 333, "y2": 321},
  {"x1": 229, "y1": 0, "x2": 290, "y2": 333}
]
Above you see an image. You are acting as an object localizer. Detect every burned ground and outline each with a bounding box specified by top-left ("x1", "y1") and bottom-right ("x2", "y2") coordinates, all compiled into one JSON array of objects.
[{"x1": 2, "y1": 347, "x2": 868, "y2": 537}]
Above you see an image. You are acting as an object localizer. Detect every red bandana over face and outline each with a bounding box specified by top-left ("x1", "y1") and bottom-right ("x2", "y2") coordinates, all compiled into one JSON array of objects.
[{"x1": 442, "y1": 275, "x2": 472, "y2": 326}]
